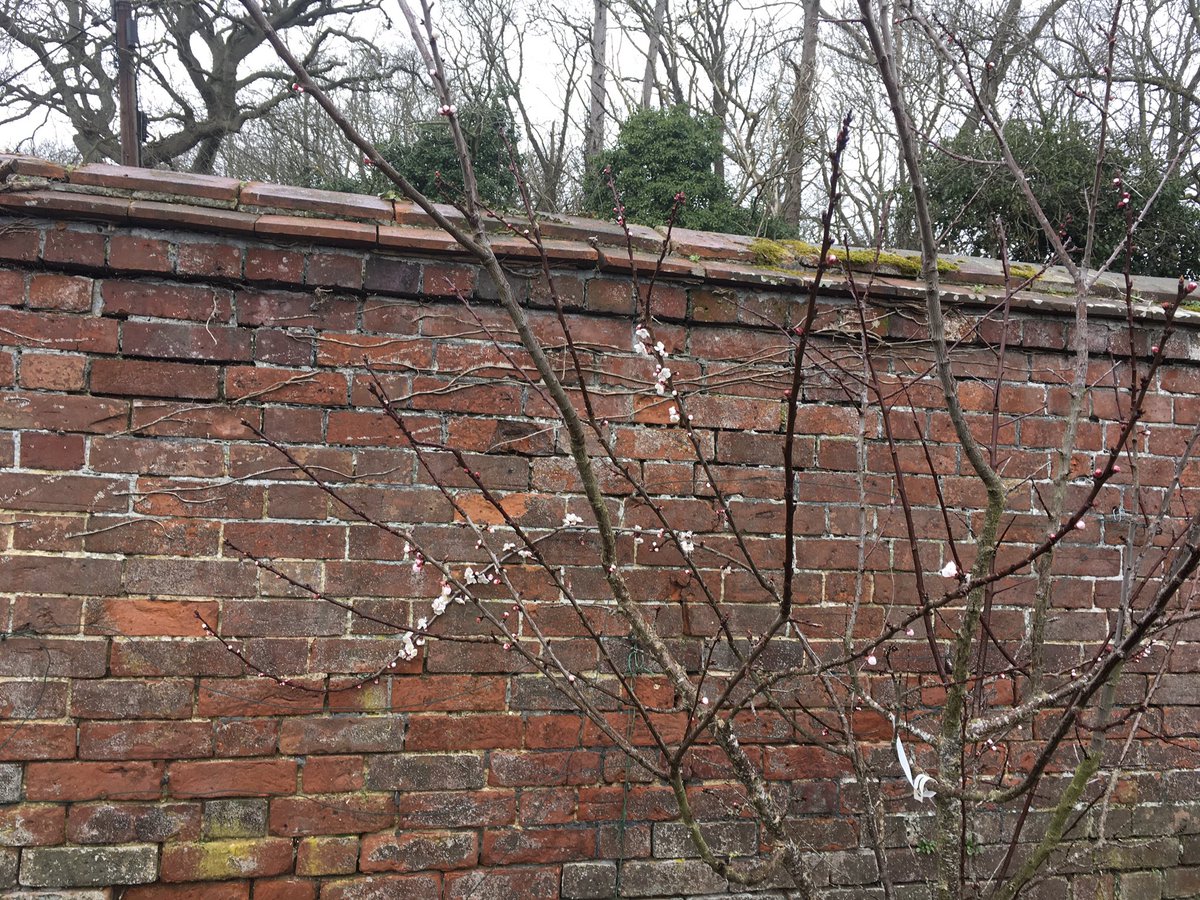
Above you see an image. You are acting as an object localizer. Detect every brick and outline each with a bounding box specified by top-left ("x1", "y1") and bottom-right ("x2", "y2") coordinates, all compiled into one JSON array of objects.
[
  {"x1": 0, "y1": 805, "x2": 66, "y2": 846},
  {"x1": 405, "y1": 715, "x2": 520, "y2": 751},
  {"x1": 0, "y1": 553, "x2": 121, "y2": 593},
  {"x1": 302, "y1": 755, "x2": 364, "y2": 793},
  {"x1": 159, "y1": 838, "x2": 293, "y2": 881},
  {"x1": 321, "y1": 873, "x2": 441, "y2": 900},
  {"x1": 444, "y1": 867, "x2": 558, "y2": 900},
  {"x1": 123, "y1": 882, "x2": 249, "y2": 899},
  {"x1": 296, "y1": 835, "x2": 359, "y2": 875},
  {"x1": 70, "y1": 679, "x2": 193, "y2": 719},
  {"x1": 0, "y1": 724, "x2": 77, "y2": 760},
  {"x1": 19, "y1": 844, "x2": 158, "y2": 887},
  {"x1": 268, "y1": 794, "x2": 396, "y2": 837},
  {"x1": 19, "y1": 352, "x2": 87, "y2": 390},
  {"x1": 225, "y1": 366, "x2": 349, "y2": 405},
  {"x1": 395, "y1": 791, "x2": 515, "y2": 828},
  {"x1": 122, "y1": 558, "x2": 256, "y2": 598},
  {"x1": 90, "y1": 435, "x2": 224, "y2": 476},
  {"x1": 177, "y1": 241, "x2": 243, "y2": 278},
  {"x1": 307, "y1": 251, "x2": 363, "y2": 289},
  {"x1": 0, "y1": 392, "x2": 127, "y2": 433},
  {"x1": 615, "y1": 859, "x2": 728, "y2": 896},
  {"x1": 202, "y1": 799, "x2": 267, "y2": 839},
  {"x1": 197, "y1": 678, "x2": 325, "y2": 717},
  {"x1": 101, "y1": 280, "x2": 230, "y2": 322},
  {"x1": 482, "y1": 826, "x2": 595, "y2": 864},
  {"x1": 79, "y1": 721, "x2": 214, "y2": 760},
  {"x1": 168, "y1": 759, "x2": 298, "y2": 798},
  {"x1": 43, "y1": 227, "x2": 106, "y2": 268},
  {"x1": 365, "y1": 255, "x2": 420, "y2": 294},
  {"x1": 488, "y1": 751, "x2": 601, "y2": 786},
  {"x1": 91, "y1": 358, "x2": 219, "y2": 399},
  {"x1": 25, "y1": 762, "x2": 164, "y2": 801},
  {"x1": 390, "y1": 675, "x2": 508, "y2": 712},
  {"x1": 422, "y1": 263, "x2": 477, "y2": 297},
  {"x1": 561, "y1": 861, "x2": 618, "y2": 899},
  {"x1": 360, "y1": 830, "x2": 478, "y2": 872},
  {"x1": 245, "y1": 248, "x2": 305, "y2": 284},
  {"x1": 110, "y1": 235, "x2": 172, "y2": 272},
  {"x1": 279, "y1": 716, "x2": 405, "y2": 754},
  {"x1": 0, "y1": 307, "x2": 118, "y2": 352},
  {"x1": 0, "y1": 226, "x2": 39, "y2": 262},
  {"x1": 366, "y1": 754, "x2": 485, "y2": 792},
  {"x1": 214, "y1": 719, "x2": 279, "y2": 757},
  {"x1": 121, "y1": 320, "x2": 250, "y2": 362},
  {"x1": 253, "y1": 877, "x2": 318, "y2": 900},
  {"x1": 28, "y1": 273, "x2": 92, "y2": 311},
  {"x1": 66, "y1": 802, "x2": 201, "y2": 844},
  {"x1": 0, "y1": 764, "x2": 20, "y2": 803}
]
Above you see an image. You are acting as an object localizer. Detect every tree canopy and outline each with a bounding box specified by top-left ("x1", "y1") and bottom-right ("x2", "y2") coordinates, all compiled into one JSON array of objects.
[
  {"x1": 581, "y1": 105, "x2": 776, "y2": 236},
  {"x1": 921, "y1": 120, "x2": 1200, "y2": 277}
]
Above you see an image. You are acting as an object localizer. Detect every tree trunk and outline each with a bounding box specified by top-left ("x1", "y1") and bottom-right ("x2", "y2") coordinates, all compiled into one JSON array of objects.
[
  {"x1": 585, "y1": 0, "x2": 608, "y2": 163},
  {"x1": 641, "y1": 0, "x2": 668, "y2": 108},
  {"x1": 779, "y1": 0, "x2": 819, "y2": 230}
]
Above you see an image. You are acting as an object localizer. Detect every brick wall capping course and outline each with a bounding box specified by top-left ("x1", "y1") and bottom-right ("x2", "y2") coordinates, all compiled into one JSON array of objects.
[
  {"x1": 68, "y1": 162, "x2": 241, "y2": 205},
  {"x1": 127, "y1": 199, "x2": 260, "y2": 235},
  {"x1": 239, "y1": 181, "x2": 394, "y2": 221},
  {"x1": 0, "y1": 153, "x2": 1191, "y2": 321}
]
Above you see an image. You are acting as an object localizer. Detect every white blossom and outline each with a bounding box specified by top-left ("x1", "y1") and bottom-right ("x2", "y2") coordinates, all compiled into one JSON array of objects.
[
  {"x1": 563, "y1": 512, "x2": 583, "y2": 527},
  {"x1": 938, "y1": 560, "x2": 958, "y2": 579},
  {"x1": 678, "y1": 531, "x2": 695, "y2": 555},
  {"x1": 633, "y1": 326, "x2": 652, "y2": 356}
]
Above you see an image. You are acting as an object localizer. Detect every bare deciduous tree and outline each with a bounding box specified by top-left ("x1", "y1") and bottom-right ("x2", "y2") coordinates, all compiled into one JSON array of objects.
[{"x1": 0, "y1": 0, "x2": 398, "y2": 172}]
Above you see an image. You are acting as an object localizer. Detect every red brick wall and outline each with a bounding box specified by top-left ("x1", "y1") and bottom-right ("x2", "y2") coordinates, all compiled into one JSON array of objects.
[{"x1": 1, "y1": 163, "x2": 1199, "y2": 898}]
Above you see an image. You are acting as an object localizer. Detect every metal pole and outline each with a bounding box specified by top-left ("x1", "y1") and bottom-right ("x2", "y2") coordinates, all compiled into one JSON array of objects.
[{"x1": 114, "y1": 0, "x2": 141, "y2": 166}]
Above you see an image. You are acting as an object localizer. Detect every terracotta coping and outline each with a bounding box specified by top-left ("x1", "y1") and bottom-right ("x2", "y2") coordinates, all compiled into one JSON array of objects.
[{"x1": 0, "y1": 152, "x2": 1188, "y2": 316}]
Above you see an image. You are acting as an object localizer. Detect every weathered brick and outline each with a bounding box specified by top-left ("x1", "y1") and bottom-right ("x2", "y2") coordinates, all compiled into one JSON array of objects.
[
  {"x1": 123, "y1": 881, "x2": 250, "y2": 899},
  {"x1": 321, "y1": 873, "x2": 441, "y2": 900},
  {"x1": 70, "y1": 679, "x2": 193, "y2": 719},
  {"x1": 109, "y1": 235, "x2": 172, "y2": 272},
  {"x1": 444, "y1": 866, "x2": 558, "y2": 900},
  {"x1": 0, "y1": 765, "x2": 20, "y2": 803},
  {"x1": 615, "y1": 859, "x2": 728, "y2": 896},
  {"x1": 296, "y1": 835, "x2": 359, "y2": 876},
  {"x1": 278, "y1": 716, "x2": 405, "y2": 755},
  {"x1": 28, "y1": 272, "x2": 92, "y2": 311},
  {"x1": 92, "y1": 358, "x2": 219, "y2": 399},
  {"x1": 0, "y1": 724, "x2": 76, "y2": 761},
  {"x1": 561, "y1": 861, "x2": 618, "y2": 899},
  {"x1": 0, "y1": 805, "x2": 66, "y2": 846},
  {"x1": 167, "y1": 759, "x2": 298, "y2": 798},
  {"x1": 79, "y1": 721, "x2": 214, "y2": 760},
  {"x1": 25, "y1": 762, "x2": 164, "y2": 802},
  {"x1": 202, "y1": 799, "x2": 267, "y2": 839},
  {"x1": 19, "y1": 843, "x2": 158, "y2": 887},
  {"x1": 269, "y1": 794, "x2": 396, "y2": 837},
  {"x1": 365, "y1": 754, "x2": 485, "y2": 791},
  {"x1": 159, "y1": 838, "x2": 293, "y2": 881},
  {"x1": 66, "y1": 802, "x2": 201, "y2": 844},
  {"x1": 360, "y1": 830, "x2": 477, "y2": 872},
  {"x1": 121, "y1": 319, "x2": 250, "y2": 362}
]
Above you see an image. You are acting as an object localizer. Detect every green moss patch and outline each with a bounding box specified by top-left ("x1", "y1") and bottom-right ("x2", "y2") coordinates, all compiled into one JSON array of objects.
[{"x1": 750, "y1": 238, "x2": 959, "y2": 277}]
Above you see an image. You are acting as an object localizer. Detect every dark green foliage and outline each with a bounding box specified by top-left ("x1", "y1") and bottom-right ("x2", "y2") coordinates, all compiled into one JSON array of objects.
[
  {"x1": 350, "y1": 102, "x2": 519, "y2": 208},
  {"x1": 921, "y1": 120, "x2": 1200, "y2": 277},
  {"x1": 582, "y1": 105, "x2": 778, "y2": 236}
]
